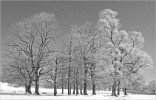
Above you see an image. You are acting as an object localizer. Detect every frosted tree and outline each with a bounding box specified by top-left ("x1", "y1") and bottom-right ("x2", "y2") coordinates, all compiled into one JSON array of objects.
[
  {"x1": 121, "y1": 49, "x2": 153, "y2": 95},
  {"x1": 96, "y1": 9, "x2": 153, "y2": 96},
  {"x1": 44, "y1": 51, "x2": 63, "y2": 96},
  {"x1": 73, "y1": 49, "x2": 83, "y2": 95},
  {"x1": 63, "y1": 32, "x2": 75, "y2": 95},
  {"x1": 86, "y1": 28, "x2": 100, "y2": 95},
  {"x1": 72, "y1": 22, "x2": 100, "y2": 95},
  {"x1": 8, "y1": 12, "x2": 56, "y2": 95},
  {"x1": 96, "y1": 9, "x2": 122, "y2": 96},
  {"x1": 73, "y1": 23, "x2": 92, "y2": 95},
  {"x1": 3, "y1": 50, "x2": 33, "y2": 94}
]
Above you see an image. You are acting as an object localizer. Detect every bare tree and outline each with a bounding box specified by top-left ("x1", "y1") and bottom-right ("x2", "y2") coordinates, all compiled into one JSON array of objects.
[
  {"x1": 3, "y1": 49, "x2": 33, "y2": 94},
  {"x1": 63, "y1": 32, "x2": 76, "y2": 95},
  {"x1": 72, "y1": 22, "x2": 97, "y2": 95},
  {"x1": 7, "y1": 12, "x2": 56, "y2": 95},
  {"x1": 45, "y1": 51, "x2": 64, "y2": 96}
]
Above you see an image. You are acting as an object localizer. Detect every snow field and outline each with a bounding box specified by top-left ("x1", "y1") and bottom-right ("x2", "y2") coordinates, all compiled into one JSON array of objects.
[{"x1": 0, "y1": 82, "x2": 155, "y2": 100}]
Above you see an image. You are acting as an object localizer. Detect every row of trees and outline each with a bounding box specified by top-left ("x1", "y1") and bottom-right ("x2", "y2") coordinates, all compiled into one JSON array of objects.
[{"x1": 1, "y1": 9, "x2": 153, "y2": 96}]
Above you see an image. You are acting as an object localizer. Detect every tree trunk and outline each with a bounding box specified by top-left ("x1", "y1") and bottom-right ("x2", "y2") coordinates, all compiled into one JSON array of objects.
[
  {"x1": 54, "y1": 59, "x2": 58, "y2": 96},
  {"x1": 54, "y1": 80, "x2": 57, "y2": 96},
  {"x1": 111, "y1": 80, "x2": 117, "y2": 96},
  {"x1": 117, "y1": 80, "x2": 120, "y2": 95},
  {"x1": 25, "y1": 79, "x2": 32, "y2": 94},
  {"x1": 68, "y1": 41, "x2": 72, "y2": 95},
  {"x1": 75, "y1": 69, "x2": 79, "y2": 95},
  {"x1": 61, "y1": 62, "x2": 64, "y2": 94},
  {"x1": 83, "y1": 57, "x2": 88, "y2": 95},
  {"x1": 73, "y1": 80, "x2": 75, "y2": 94},
  {"x1": 124, "y1": 88, "x2": 127, "y2": 95},
  {"x1": 76, "y1": 83, "x2": 79, "y2": 95},
  {"x1": 25, "y1": 84, "x2": 28, "y2": 93},
  {"x1": 61, "y1": 79, "x2": 64, "y2": 94},
  {"x1": 35, "y1": 68, "x2": 39, "y2": 95},
  {"x1": 28, "y1": 79, "x2": 32, "y2": 94},
  {"x1": 35, "y1": 77, "x2": 39, "y2": 95},
  {"x1": 92, "y1": 83, "x2": 96, "y2": 95},
  {"x1": 68, "y1": 58, "x2": 71, "y2": 95},
  {"x1": 80, "y1": 79, "x2": 83, "y2": 95},
  {"x1": 67, "y1": 68, "x2": 71, "y2": 95},
  {"x1": 83, "y1": 73, "x2": 87, "y2": 95},
  {"x1": 73, "y1": 68, "x2": 76, "y2": 94},
  {"x1": 27, "y1": 85, "x2": 31, "y2": 94},
  {"x1": 91, "y1": 63, "x2": 96, "y2": 95}
]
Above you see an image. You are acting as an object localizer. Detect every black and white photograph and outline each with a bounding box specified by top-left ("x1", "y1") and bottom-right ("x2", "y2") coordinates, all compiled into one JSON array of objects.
[{"x1": 0, "y1": 0, "x2": 155, "y2": 100}]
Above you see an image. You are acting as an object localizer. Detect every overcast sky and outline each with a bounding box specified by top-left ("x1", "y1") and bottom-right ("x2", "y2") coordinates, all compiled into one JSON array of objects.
[{"x1": 1, "y1": 1, "x2": 155, "y2": 82}]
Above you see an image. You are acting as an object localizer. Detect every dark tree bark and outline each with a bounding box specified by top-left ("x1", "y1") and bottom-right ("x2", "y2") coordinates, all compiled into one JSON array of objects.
[
  {"x1": 61, "y1": 61, "x2": 64, "y2": 94},
  {"x1": 124, "y1": 88, "x2": 127, "y2": 95},
  {"x1": 80, "y1": 79, "x2": 83, "y2": 95},
  {"x1": 90, "y1": 63, "x2": 96, "y2": 95},
  {"x1": 92, "y1": 83, "x2": 96, "y2": 95},
  {"x1": 27, "y1": 85, "x2": 31, "y2": 94},
  {"x1": 61, "y1": 81, "x2": 64, "y2": 94},
  {"x1": 117, "y1": 80, "x2": 120, "y2": 95},
  {"x1": 73, "y1": 68, "x2": 76, "y2": 94},
  {"x1": 54, "y1": 72, "x2": 57, "y2": 96},
  {"x1": 25, "y1": 79, "x2": 32, "y2": 94},
  {"x1": 75, "y1": 68, "x2": 79, "y2": 95},
  {"x1": 111, "y1": 80, "x2": 117, "y2": 96},
  {"x1": 54, "y1": 58, "x2": 58, "y2": 96},
  {"x1": 25, "y1": 84, "x2": 28, "y2": 93},
  {"x1": 76, "y1": 83, "x2": 79, "y2": 95},
  {"x1": 35, "y1": 78, "x2": 39, "y2": 95},
  {"x1": 67, "y1": 64, "x2": 71, "y2": 95},
  {"x1": 68, "y1": 50, "x2": 72, "y2": 95},
  {"x1": 27, "y1": 79, "x2": 32, "y2": 94},
  {"x1": 35, "y1": 67, "x2": 39, "y2": 95},
  {"x1": 83, "y1": 72, "x2": 87, "y2": 95},
  {"x1": 83, "y1": 57, "x2": 88, "y2": 95},
  {"x1": 54, "y1": 78, "x2": 57, "y2": 96},
  {"x1": 73, "y1": 80, "x2": 76, "y2": 94}
]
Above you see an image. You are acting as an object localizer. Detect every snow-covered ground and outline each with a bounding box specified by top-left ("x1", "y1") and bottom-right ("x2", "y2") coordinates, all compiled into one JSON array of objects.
[
  {"x1": 0, "y1": 82, "x2": 155, "y2": 100},
  {"x1": 1, "y1": 94, "x2": 155, "y2": 100}
]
